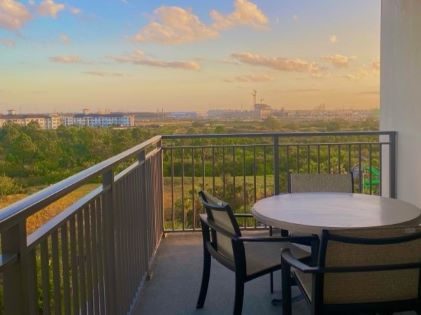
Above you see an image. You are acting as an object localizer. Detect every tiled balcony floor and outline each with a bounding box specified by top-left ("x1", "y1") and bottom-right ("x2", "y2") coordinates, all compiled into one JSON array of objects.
[{"x1": 133, "y1": 232, "x2": 416, "y2": 315}]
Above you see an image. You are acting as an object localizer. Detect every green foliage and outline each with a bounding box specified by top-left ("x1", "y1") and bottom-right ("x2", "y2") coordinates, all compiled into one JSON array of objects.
[
  {"x1": 0, "y1": 124, "x2": 156, "y2": 194},
  {"x1": 0, "y1": 176, "x2": 21, "y2": 197}
]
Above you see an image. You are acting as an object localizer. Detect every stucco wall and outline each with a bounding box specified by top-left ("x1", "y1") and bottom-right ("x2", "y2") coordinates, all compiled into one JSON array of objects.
[{"x1": 381, "y1": 0, "x2": 421, "y2": 205}]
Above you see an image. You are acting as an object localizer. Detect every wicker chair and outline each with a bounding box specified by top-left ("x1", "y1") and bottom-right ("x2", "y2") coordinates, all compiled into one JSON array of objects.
[
  {"x1": 281, "y1": 226, "x2": 421, "y2": 315},
  {"x1": 196, "y1": 190, "x2": 318, "y2": 315},
  {"x1": 288, "y1": 173, "x2": 354, "y2": 193},
  {"x1": 268, "y1": 173, "x2": 354, "y2": 291}
]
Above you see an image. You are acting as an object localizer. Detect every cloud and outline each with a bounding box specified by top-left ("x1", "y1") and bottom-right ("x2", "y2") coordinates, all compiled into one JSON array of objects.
[
  {"x1": 109, "y1": 50, "x2": 200, "y2": 70},
  {"x1": 59, "y1": 34, "x2": 70, "y2": 44},
  {"x1": 210, "y1": 0, "x2": 268, "y2": 31},
  {"x1": 0, "y1": 0, "x2": 32, "y2": 30},
  {"x1": 329, "y1": 35, "x2": 337, "y2": 44},
  {"x1": 83, "y1": 71, "x2": 126, "y2": 77},
  {"x1": 292, "y1": 15, "x2": 299, "y2": 22},
  {"x1": 38, "y1": 0, "x2": 65, "y2": 18},
  {"x1": 133, "y1": 7, "x2": 218, "y2": 44},
  {"x1": 49, "y1": 55, "x2": 81, "y2": 64},
  {"x1": 321, "y1": 54, "x2": 355, "y2": 68},
  {"x1": 234, "y1": 74, "x2": 273, "y2": 82},
  {"x1": 68, "y1": 6, "x2": 80, "y2": 15},
  {"x1": 231, "y1": 52, "x2": 322, "y2": 75},
  {"x1": 133, "y1": 0, "x2": 268, "y2": 45},
  {"x1": 343, "y1": 68, "x2": 371, "y2": 81},
  {"x1": 0, "y1": 38, "x2": 15, "y2": 47}
]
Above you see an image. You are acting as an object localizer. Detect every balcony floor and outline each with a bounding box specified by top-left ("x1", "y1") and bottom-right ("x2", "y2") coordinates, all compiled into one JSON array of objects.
[{"x1": 133, "y1": 232, "x2": 416, "y2": 315}]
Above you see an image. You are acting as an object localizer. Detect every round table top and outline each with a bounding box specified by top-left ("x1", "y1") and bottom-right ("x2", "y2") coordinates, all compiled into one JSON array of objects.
[{"x1": 252, "y1": 193, "x2": 421, "y2": 234}]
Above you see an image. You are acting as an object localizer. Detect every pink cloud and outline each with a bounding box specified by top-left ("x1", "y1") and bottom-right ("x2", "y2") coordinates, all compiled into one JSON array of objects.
[
  {"x1": 0, "y1": 0, "x2": 32, "y2": 30},
  {"x1": 232, "y1": 52, "x2": 322, "y2": 75},
  {"x1": 38, "y1": 0, "x2": 65, "y2": 18},
  {"x1": 109, "y1": 50, "x2": 200, "y2": 70},
  {"x1": 49, "y1": 55, "x2": 81, "y2": 64},
  {"x1": 321, "y1": 54, "x2": 355, "y2": 68}
]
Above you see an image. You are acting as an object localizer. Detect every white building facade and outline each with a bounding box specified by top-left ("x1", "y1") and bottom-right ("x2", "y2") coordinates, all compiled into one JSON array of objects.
[{"x1": 380, "y1": 0, "x2": 421, "y2": 206}]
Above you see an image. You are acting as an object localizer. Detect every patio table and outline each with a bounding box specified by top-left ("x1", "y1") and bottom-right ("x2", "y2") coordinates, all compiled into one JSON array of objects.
[{"x1": 252, "y1": 192, "x2": 421, "y2": 234}]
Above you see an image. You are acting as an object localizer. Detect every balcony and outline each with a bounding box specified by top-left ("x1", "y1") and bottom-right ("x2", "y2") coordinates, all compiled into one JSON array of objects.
[{"x1": 0, "y1": 131, "x2": 397, "y2": 314}]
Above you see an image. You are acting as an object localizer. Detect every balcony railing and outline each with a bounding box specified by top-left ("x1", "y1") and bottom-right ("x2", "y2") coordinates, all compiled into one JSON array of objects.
[{"x1": 0, "y1": 131, "x2": 396, "y2": 314}]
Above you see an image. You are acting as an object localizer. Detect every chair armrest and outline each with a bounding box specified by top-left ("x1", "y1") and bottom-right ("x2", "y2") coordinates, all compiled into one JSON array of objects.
[
  {"x1": 281, "y1": 249, "x2": 319, "y2": 273},
  {"x1": 234, "y1": 213, "x2": 254, "y2": 218},
  {"x1": 238, "y1": 235, "x2": 318, "y2": 246}
]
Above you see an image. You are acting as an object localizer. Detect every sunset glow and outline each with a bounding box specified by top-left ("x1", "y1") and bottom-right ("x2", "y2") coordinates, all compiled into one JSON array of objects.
[{"x1": 0, "y1": 0, "x2": 380, "y2": 113}]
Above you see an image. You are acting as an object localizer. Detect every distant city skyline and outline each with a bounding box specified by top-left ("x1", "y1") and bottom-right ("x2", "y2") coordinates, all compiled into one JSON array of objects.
[{"x1": 0, "y1": 0, "x2": 380, "y2": 112}]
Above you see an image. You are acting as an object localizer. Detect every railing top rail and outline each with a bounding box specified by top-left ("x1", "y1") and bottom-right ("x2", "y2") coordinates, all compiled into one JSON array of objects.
[
  {"x1": 0, "y1": 135, "x2": 162, "y2": 229},
  {"x1": 162, "y1": 131, "x2": 395, "y2": 140}
]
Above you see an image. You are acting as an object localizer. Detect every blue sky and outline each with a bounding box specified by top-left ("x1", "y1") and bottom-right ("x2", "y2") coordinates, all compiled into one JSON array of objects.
[{"x1": 0, "y1": 0, "x2": 380, "y2": 113}]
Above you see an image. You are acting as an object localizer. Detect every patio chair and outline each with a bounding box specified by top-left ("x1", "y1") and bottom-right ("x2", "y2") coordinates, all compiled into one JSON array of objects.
[
  {"x1": 197, "y1": 190, "x2": 318, "y2": 315},
  {"x1": 288, "y1": 173, "x2": 354, "y2": 193},
  {"x1": 281, "y1": 226, "x2": 421, "y2": 315},
  {"x1": 268, "y1": 173, "x2": 354, "y2": 291}
]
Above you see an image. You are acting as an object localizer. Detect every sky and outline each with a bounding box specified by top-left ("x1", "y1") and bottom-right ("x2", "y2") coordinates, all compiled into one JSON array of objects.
[{"x1": 0, "y1": 0, "x2": 380, "y2": 113}]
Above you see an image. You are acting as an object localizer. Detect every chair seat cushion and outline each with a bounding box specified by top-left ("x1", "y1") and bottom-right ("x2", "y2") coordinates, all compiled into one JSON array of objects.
[
  {"x1": 292, "y1": 268, "x2": 312, "y2": 301},
  {"x1": 245, "y1": 242, "x2": 309, "y2": 276}
]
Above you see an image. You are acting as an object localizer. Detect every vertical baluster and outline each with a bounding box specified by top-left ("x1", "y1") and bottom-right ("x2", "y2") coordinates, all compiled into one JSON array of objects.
[
  {"x1": 41, "y1": 239, "x2": 51, "y2": 315},
  {"x1": 70, "y1": 215, "x2": 80, "y2": 314},
  {"x1": 263, "y1": 145, "x2": 267, "y2": 197},
  {"x1": 51, "y1": 231, "x2": 62, "y2": 314},
  {"x1": 181, "y1": 148, "x2": 185, "y2": 231},
  {"x1": 192, "y1": 147, "x2": 196, "y2": 230},
  {"x1": 102, "y1": 169, "x2": 117, "y2": 315},
  {"x1": 348, "y1": 144, "x2": 351, "y2": 170},
  {"x1": 222, "y1": 146, "x2": 226, "y2": 198},
  {"x1": 379, "y1": 143, "x2": 383, "y2": 196},
  {"x1": 171, "y1": 148, "x2": 174, "y2": 231},
  {"x1": 202, "y1": 147, "x2": 205, "y2": 190},
  {"x1": 359, "y1": 144, "x2": 362, "y2": 193},
  {"x1": 273, "y1": 137, "x2": 279, "y2": 195},
  {"x1": 296, "y1": 145, "x2": 299, "y2": 173},
  {"x1": 253, "y1": 146, "x2": 257, "y2": 204},
  {"x1": 307, "y1": 145, "x2": 310, "y2": 173},
  {"x1": 338, "y1": 145, "x2": 342, "y2": 173},
  {"x1": 212, "y1": 146, "x2": 216, "y2": 194},
  {"x1": 369, "y1": 144, "x2": 373, "y2": 195},
  {"x1": 89, "y1": 202, "x2": 100, "y2": 315},
  {"x1": 84, "y1": 204, "x2": 94, "y2": 314},
  {"x1": 233, "y1": 146, "x2": 236, "y2": 200},
  {"x1": 328, "y1": 144, "x2": 331, "y2": 173},
  {"x1": 60, "y1": 223, "x2": 71, "y2": 315},
  {"x1": 317, "y1": 145, "x2": 321, "y2": 174},
  {"x1": 78, "y1": 210, "x2": 87, "y2": 315},
  {"x1": 243, "y1": 146, "x2": 246, "y2": 225}
]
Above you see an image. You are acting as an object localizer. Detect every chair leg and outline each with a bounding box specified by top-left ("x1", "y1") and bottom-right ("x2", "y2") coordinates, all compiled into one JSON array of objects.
[
  {"x1": 281, "y1": 264, "x2": 292, "y2": 315},
  {"x1": 233, "y1": 277, "x2": 245, "y2": 315},
  {"x1": 196, "y1": 247, "x2": 211, "y2": 309},
  {"x1": 270, "y1": 272, "x2": 274, "y2": 293}
]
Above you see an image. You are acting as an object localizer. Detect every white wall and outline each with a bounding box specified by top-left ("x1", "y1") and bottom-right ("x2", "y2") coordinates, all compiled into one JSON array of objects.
[{"x1": 381, "y1": 0, "x2": 421, "y2": 206}]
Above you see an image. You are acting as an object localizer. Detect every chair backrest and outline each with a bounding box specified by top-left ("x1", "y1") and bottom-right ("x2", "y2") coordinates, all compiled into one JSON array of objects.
[
  {"x1": 288, "y1": 173, "x2": 353, "y2": 193},
  {"x1": 198, "y1": 191, "x2": 241, "y2": 260},
  {"x1": 319, "y1": 226, "x2": 421, "y2": 305}
]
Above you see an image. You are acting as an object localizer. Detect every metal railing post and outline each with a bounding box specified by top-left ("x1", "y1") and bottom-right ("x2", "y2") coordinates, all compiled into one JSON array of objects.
[
  {"x1": 389, "y1": 132, "x2": 397, "y2": 198},
  {"x1": 103, "y1": 170, "x2": 118, "y2": 314},
  {"x1": 138, "y1": 150, "x2": 152, "y2": 279},
  {"x1": 158, "y1": 140, "x2": 165, "y2": 235},
  {"x1": 273, "y1": 135, "x2": 280, "y2": 195},
  {"x1": 1, "y1": 222, "x2": 26, "y2": 315}
]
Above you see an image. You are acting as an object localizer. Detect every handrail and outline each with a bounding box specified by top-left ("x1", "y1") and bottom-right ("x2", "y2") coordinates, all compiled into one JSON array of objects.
[
  {"x1": 162, "y1": 130, "x2": 396, "y2": 139},
  {"x1": 0, "y1": 135, "x2": 162, "y2": 230}
]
